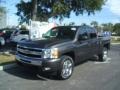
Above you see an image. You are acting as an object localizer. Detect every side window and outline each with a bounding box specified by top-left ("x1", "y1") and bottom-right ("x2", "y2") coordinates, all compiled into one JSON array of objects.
[
  {"x1": 78, "y1": 27, "x2": 89, "y2": 41},
  {"x1": 89, "y1": 28, "x2": 97, "y2": 39}
]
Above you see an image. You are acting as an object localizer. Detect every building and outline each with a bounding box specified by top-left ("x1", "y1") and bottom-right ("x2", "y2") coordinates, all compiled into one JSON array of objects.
[{"x1": 0, "y1": 7, "x2": 6, "y2": 29}]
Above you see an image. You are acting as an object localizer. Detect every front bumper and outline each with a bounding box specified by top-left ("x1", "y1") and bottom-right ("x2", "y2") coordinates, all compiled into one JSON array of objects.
[{"x1": 16, "y1": 53, "x2": 61, "y2": 72}]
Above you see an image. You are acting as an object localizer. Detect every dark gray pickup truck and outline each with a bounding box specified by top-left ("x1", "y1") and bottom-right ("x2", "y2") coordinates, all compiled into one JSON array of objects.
[{"x1": 16, "y1": 25, "x2": 110, "y2": 79}]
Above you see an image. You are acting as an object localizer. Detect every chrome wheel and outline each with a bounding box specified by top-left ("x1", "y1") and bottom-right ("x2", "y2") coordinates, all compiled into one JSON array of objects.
[
  {"x1": 98, "y1": 47, "x2": 108, "y2": 62},
  {"x1": 57, "y1": 56, "x2": 74, "y2": 80},
  {"x1": 103, "y1": 48, "x2": 108, "y2": 60},
  {"x1": 61, "y1": 58, "x2": 73, "y2": 79}
]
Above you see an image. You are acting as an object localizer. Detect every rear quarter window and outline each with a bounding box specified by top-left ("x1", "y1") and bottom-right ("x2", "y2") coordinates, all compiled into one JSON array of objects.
[{"x1": 89, "y1": 28, "x2": 97, "y2": 39}]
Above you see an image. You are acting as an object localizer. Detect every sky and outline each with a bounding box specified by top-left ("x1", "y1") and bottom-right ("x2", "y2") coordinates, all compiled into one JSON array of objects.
[{"x1": 1, "y1": 0, "x2": 120, "y2": 26}]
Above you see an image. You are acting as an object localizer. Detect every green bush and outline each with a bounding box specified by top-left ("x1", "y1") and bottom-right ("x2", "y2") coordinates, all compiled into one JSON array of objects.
[{"x1": 111, "y1": 36, "x2": 120, "y2": 43}]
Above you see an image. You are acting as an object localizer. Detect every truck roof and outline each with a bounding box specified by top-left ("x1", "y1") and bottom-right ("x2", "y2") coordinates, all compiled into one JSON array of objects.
[{"x1": 54, "y1": 25, "x2": 96, "y2": 32}]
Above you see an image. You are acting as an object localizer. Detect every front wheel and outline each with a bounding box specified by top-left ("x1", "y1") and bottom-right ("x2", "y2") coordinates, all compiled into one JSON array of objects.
[
  {"x1": 57, "y1": 55, "x2": 74, "y2": 80},
  {"x1": 98, "y1": 47, "x2": 108, "y2": 62}
]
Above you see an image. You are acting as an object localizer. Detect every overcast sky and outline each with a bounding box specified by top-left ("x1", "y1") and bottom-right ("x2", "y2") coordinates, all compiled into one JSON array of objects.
[{"x1": 2, "y1": 0, "x2": 120, "y2": 26}]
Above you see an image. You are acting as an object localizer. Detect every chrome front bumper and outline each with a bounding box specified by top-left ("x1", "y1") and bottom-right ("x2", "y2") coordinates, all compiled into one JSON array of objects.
[{"x1": 16, "y1": 54, "x2": 42, "y2": 66}]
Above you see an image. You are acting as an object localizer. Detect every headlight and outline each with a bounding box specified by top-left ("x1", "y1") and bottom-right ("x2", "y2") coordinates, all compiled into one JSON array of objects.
[
  {"x1": 43, "y1": 48, "x2": 59, "y2": 59},
  {"x1": 43, "y1": 49, "x2": 51, "y2": 58},
  {"x1": 51, "y1": 48, "x2": 59, "y2": 59}
]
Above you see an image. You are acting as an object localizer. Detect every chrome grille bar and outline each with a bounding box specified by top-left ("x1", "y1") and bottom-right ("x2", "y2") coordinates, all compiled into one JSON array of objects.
[{"x1": 17, "y1": 45, "x2": 43, "y2": 56}]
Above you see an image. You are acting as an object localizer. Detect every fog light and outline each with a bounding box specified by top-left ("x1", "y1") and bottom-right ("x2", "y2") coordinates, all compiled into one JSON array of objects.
[{"x1": 44, "y1": 67, "x2": 51, "y2": 71}]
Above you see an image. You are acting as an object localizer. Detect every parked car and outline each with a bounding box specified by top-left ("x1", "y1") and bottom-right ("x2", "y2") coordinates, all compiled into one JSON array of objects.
[
  {"x1": 0, "y1": 37, "x2": 5, "y2": 46},
  {"x1": 16, "y1": 25, "x2": 111, "y2": 80},
  {"x1": 10, "y1": 30, "x2": 29, "y2": 43},
  {"x1": 0, "y1": 28, "x2": 15, "y2": 46}
]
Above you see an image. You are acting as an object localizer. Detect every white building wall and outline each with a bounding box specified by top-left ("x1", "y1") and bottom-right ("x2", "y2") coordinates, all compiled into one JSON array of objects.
[{"x1": 0, "y1": 8, "x2": 6, "y2": 29}]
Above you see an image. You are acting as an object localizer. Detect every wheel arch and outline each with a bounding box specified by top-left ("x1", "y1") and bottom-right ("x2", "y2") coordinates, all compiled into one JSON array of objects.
[
  {"x1": 104, "y1": 43, "x2": 110, "y2": 50},
  {"x1": 61, "y1": 51, "x2": 75, "y2": 63}
]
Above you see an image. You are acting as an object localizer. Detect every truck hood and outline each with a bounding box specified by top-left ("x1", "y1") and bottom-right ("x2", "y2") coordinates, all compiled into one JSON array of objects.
[{"x1": 19, "y1": 38, "x2": 71, "y2": 48}]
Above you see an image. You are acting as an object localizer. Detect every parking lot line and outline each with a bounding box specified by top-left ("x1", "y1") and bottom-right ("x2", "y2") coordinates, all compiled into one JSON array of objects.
[{"x1": 94, "y1": 57, "x2": 111, "y2": 64}]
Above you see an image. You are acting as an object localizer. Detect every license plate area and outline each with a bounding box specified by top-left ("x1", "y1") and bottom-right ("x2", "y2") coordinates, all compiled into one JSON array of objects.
[
  {"x1": 31, "y1": 61, "x2": 42, "y2": 65},
  {"x1": 22, "y1": 59, "x2": 31, "y2": 63},
  {"x1": 16, "y1": 55, "x2": 42, "y2": 66}
]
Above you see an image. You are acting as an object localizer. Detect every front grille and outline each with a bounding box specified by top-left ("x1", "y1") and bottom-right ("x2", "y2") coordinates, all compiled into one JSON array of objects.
[
  {"x1": 17, "y1": 45, "x2": 43, "y2": 58},
  {"x1": 18, "y1": 46, "x2": 42, "y2": 52},
  {"x1": 18, "y1": 51, "x2": 42, "y2": 58}
]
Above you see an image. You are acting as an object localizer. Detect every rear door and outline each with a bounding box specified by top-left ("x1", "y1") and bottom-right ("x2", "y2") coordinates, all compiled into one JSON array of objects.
[{"x1": 87, "y1": 27, "x2": 99, "y2": 56}]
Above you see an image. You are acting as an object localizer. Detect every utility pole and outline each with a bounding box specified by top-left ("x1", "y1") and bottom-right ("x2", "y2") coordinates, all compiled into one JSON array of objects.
[{"x1": 32, "y1": 0, "x2": 37, "y2": 21}]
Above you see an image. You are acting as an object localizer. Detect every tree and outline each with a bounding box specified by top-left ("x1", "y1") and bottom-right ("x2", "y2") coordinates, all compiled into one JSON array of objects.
[
  {"x1": 90, "y1": 21, "x2": 101, "y2": 32},
  {"x1": 16, "y1": 0, "x2": 105, "y2": 23},
  {"x1": 32, "y1": 0, "x2": 37, "y2": 20},
  {"x1": 101, "y1": 23, "x2": 114, "y2": 32},
  {"x1": 0, "y1": 7, "x2": 3, "y2": 13},
  {"x1": 113, "y1": 23, "x2": 120, "y2": 36},
  {"x1": 90, "y1": 21, "x2": 98, "y2": 27},
  {"x1": 69, "y1": 22, "x2": 75, "y2": 26},
  {"x1": 0, "y1": 7, "x2": 5, "y2": 15},
  {"x1": 0, "y1": 0, "x2": 6, "y2": 15},
  {"x1": 19, "y1": 25, "x2": 28, "y2": 30}
]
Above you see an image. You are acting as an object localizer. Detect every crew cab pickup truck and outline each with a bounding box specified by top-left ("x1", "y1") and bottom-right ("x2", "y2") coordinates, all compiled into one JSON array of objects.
[{"x1": 16, "y1": 25, "x2": 110, "y2": 80}]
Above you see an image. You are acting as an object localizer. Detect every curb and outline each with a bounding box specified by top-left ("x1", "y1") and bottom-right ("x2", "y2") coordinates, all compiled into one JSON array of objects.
[
  {"x1": 0, "y1": 63, "x2": 18, "y2": 71},
  {"x1": 111, "y1": 43, "x2": 120, "y2": 45}
]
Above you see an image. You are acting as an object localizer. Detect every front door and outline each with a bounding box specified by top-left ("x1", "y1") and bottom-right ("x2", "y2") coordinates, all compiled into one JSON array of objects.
[{"x1": 75, "y1": 28, "x2": 90, "y2": 63}]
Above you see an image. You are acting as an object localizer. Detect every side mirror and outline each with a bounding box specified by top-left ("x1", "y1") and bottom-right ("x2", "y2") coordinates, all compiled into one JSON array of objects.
[{"x1": 42, "y1": 34, "x2": 45, "y2": 37}]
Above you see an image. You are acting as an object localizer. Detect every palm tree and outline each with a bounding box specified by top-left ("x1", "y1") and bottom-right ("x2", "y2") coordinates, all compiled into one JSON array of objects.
[
  {"x1": 32, "y1": 0, "x2": 37, "y2": 20},
  {"x1": 101, "y1": 23, "x2": 113, "y2": 32},
  {"x1": 90, "y1": 21, "x2": 98, "y2": 28},
  {"x1": 90, "y1": 21, "x2": 102, "y2": 32}
]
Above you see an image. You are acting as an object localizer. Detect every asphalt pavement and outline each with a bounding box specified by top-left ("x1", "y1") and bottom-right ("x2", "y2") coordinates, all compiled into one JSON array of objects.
[{"x1": 0, "y1": 44, "x2": 120, "y2": 90}]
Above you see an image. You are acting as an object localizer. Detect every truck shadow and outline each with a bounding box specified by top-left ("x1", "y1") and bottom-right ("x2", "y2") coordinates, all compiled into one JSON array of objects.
[
  {"x1": 4, "y1": 65, "x2": 59, "y2": 81},
  {"x1": 4, "y1": 59, "x2": 92, "y2": 81},
  {"x1": 4, "y1": 61, "x2": 88, "y2": 81}
]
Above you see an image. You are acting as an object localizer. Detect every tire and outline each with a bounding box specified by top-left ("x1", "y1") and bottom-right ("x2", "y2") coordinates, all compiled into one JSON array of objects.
[
  {"x1": 98, "y1": 47, "x2": 108, "y2": 62},
  {"x1": 57, "y1": 55, "x2": 74, "y2": 80}
]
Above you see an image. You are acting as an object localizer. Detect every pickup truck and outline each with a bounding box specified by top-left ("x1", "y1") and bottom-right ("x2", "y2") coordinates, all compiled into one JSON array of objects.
[{"x1": 16, "y1": 25, "x2": 110, "y2": 80}]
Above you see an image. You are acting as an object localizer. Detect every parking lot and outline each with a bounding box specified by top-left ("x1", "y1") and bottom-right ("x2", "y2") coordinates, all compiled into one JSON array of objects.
[{"x1": 0, "y1": 44, "x2": 120, "y2": 90}]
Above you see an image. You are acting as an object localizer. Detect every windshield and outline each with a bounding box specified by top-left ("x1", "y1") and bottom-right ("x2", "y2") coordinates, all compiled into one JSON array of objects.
[{"x1": 42, "y1": 27, "x2": 77, "y2": 39}]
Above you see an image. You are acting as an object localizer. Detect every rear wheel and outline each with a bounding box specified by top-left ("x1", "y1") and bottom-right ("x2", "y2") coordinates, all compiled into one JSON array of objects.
[
  {"x1": 57, "y1": 55, "x2": 74, "y2": 80},
  {"x1": 98, "y1": 47, "x2": 108, "y2": 62}
]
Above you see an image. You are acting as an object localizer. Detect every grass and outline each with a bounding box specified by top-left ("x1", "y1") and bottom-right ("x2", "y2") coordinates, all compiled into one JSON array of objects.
[
  {"x1": 111, "y1": 40, "x2": 120, "y2": 43},
  {"x1": 111, "y1": 36, "x2": 120, "y2": 43},
  {"x1": 0, "y1": 54, "x2": 15, "y2": 65},
  {"x1": 111, "y1": 39, "x2": 120, "y2": 43}
]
